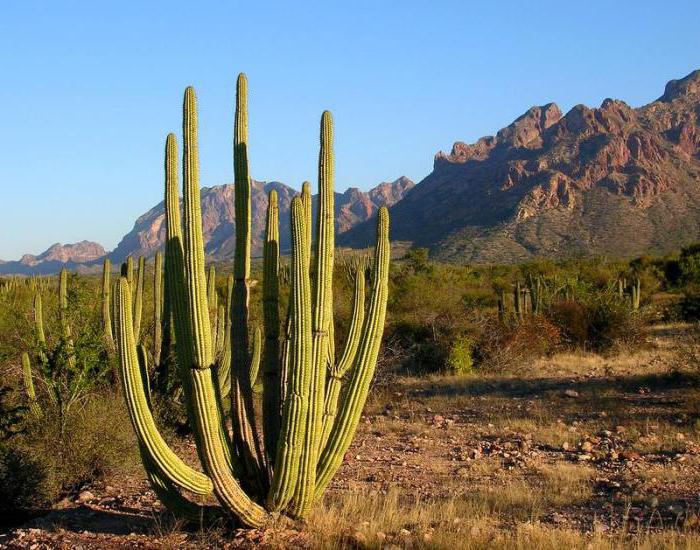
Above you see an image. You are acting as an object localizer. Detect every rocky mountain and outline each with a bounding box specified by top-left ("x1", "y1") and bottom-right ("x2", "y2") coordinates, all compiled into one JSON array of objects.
[
  {"x1": 110, "y1": 177, "x2": 414, "y2": 262},
  {"x1": 0, "y1": 241, "x2": 106, "y2": 275},
  {"x1": 341, "y1": 70, "x2": 700, "y2": 263}
]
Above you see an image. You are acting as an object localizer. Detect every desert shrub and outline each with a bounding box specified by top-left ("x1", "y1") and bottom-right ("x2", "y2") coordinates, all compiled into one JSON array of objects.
[
  {"x1": 547, "y1": 293, "x2": 647, "y2": 352},
  {"x1": 447, "y1": 336, "x2": 475, "y2": 375},
  {"x1": 0, "y1": 444, "x2": 48, "y2": 520},
  {"x1": 678, "y1": 243, "x2": 700, "y2": 285},
  {"x1": 473, "y1": 316, "x2": 561, "y2": 373},
  {"x1": 678, "y1": 283, "x2": 700, "y2": 321},
  {"x1": 6, "y1": 391, "x2": 138, "y2": 507}
]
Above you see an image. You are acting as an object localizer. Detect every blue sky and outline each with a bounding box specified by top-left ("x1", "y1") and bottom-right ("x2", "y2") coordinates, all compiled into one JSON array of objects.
[{"x1": 1, "y1": 1, "x2": 698, "y2": 260}]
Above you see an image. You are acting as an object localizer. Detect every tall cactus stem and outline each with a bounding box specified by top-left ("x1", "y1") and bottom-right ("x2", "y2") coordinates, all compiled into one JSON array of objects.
[
  {"x1": 315, "y1": 208, "x2": 390, "y2": 497},
  {"x1": 154, "y1": 251, "x2": 163, "y2": 368},
  {"x1": 267, "y1": 197, "x2": 312, "y2": 512},
  {"x1": 231, "y1": 72, "x2": 266, "y2": 483},
  {"x1": 102, "y1": 258, "x2": 114, "y2": 345},
  {"x1": 262, "y1": 189, "x2": 281, "y2": 465}
]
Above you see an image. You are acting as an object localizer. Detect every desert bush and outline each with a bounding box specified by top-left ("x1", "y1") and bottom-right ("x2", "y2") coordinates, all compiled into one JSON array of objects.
[
  {"x1": 548, "y1": 292, "x2": 646, "y2": 352},
  {"x1": 677, "y1": 243, "x2": 700, "y2": 285},
  {"x1": 0, "y1": 444, "x2": 48, "y2": 519},
  {"x1": 3, "y1": 391, "x2": 138, "y2": 509},
  {"x1": 473, "y1": 316, "x2": 561, "y2": 373},
  {"x1": 678, "y1": 283, "x2": 700, "y2": 321},
  {"x1": 447, "y1": 336, "x2": 475, "y2": 375}
]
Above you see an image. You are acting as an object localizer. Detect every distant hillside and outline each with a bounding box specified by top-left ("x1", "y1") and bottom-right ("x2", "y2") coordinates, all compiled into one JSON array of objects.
[
  {"x1": 341, "y1": 70, "x2": 700, "y2": 263},
  {"x1": 0, "y1": 241, "x2": 105, "y2": 275},
  {"x1": 110, "y1": 177, "x2": 413, "y2": 262}
]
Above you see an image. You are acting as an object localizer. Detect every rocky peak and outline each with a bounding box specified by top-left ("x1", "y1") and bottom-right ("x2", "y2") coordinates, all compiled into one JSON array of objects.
[
  {"x1": 658, "y1": 69, "x2": 700, "y2": 102},
  {"x1": 496, "y1": 102, "x2": 562, "y2": 148},
  {"x1": 435, "y1": 103, "x2": 563, "y2": 167},
  {"x1": 19, "y1": 241, "x2": 105, "y2": 266}
]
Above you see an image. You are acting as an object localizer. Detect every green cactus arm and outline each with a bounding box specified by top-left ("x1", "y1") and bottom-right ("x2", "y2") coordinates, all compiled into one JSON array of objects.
[
  {"x1": 126, "y1": 256, "x2": 134, "y2": 290},
  {"x1": 320, "y1": 263, "x2": 365, "y2": 448},
  {"x1": 181, "y1": 86, "x2": 267, "y2": 526},
  {"x1": 215, "y1": 303, "x2": 226, "y2": 358},
  {"x1": 267, "y1": 196, "x2": 312, "y2": 513},
  {"x1": 163, "y1": 131, "x2": 234, "y2": 478},
  {"x1": 250, "y1": 326, "x2": 262, "y2": 389},
  {"x1": 182, "y1": 87, "x2": 213, "y2": 367},
  {"x1": 154, "y1": 252, "x2": 163, "y2": 367},
  {"x1": 289, "y1": 111, "x2": 335, "y2": 517},
  {"x1": 301, "y1": 181, "x2": 312, "y2": 265},
  {"x1": 216, "y1": 275, "x2": 234, "y2": 399},
  {"x1": 59, "y1": 268, "x2": 70, "y2": 338},
  {"x1": 142, "y1": 452, "x2": 220, "y2": 523},
  {"x1": 114, "y1": 278, "x2": 213, "y2": 496},
  {"x1": 231, "y1": 73, "x2": 266, "y2": 482},
  {"x1": 217, "y1": 322, "x2": 232, "y2": 400},
  {"x1": 21, "y1": 352, "x2": 42, "y2": 417},
  {"x1": 207, "y1": 265, "x2": 217, "y2": 311},
  {"x1": 33, "y1": 293, "x2": 47, "y2": 364},
  {"x1": 133, "y1": 257, "x2": 145, "y2": 341},
  {"x1": 262, "y1": 189, "x2": 282, "y2": 464},
  {"x1": 315, "y1": 207, "x2": 390, "y2": 498},
  {"x1": 102, "y1": 258, "x2": 114, "y2": 345}
]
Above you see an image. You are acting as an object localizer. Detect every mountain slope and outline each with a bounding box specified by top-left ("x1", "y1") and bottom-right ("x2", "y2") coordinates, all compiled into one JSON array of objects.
[
  {"x1": 340, "y1": 70, "x2": 700, "y2": 262},
  {"x1": 0, "y1": 241, "x2": 106, "y2": 275},
  {"x1": 111, "y1": 177, "x2": 414, "y2": 262}
]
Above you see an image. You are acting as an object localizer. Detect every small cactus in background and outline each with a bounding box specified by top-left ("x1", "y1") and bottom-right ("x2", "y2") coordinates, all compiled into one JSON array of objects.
[
  {"x1": 631, "y1": 277, "x2": 641, "y2": 310},
  {"x1": 102, "y1": 258, "x2": 113, "y2": 347},
  {"x1": 497, "y1": 289, "x2": 506, "y2": 322},
  {"x1": 513, "y1": 280, "x2": 524, "y2": 322},
  {"x1": 114, "y1": 75, "x2": 390, "y2": 527},
  {"x1": 21, "y1": 352, "x2": 42, "y2": 417}
]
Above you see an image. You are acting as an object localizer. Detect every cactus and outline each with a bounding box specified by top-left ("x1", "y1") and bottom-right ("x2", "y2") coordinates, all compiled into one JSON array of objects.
[
  {"x1": 114, "y1": 75, "x2": 390, "y2": 528},
  {"x1": 102, "y1": 258, "x2": 114, "y2": 346},
  {"x1": 133, "y1": 257, "x2": 145, "y2": 341},
  {"x1": 497, "y1": 289, "x2": 506, "y2": 323},
  {"x1": 513, "y1": 280, "x2": 523, "y2": 322},
  {"x1": 153, "y1": 251, "x2": 163, "y2": 367},
  {"x1": 527, "y1": 274, "x2": 542, "y2": 315},
  {"x1": 631, "y1": 277, "x2": 641, "y2": 310},
  {"x1": 21, "y1": 352, "x2": 42, "y2": 417}
]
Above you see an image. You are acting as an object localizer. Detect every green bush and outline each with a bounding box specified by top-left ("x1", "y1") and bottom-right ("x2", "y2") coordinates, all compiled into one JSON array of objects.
[
  {"x1": 548, "y1": 292, "x2": 647, "y2": 352},
  {"x1": 5, "y1": 392, "x2": 138, "y2": 507},
  {"x1": 679, "y1": 284, "x2": 700, "y2": 321},
  {"x1": 0, "y1": 445, "x2": 48, "y2": 518},
  {"x1": 447, "y1": 336, "x2": 474, "y2": 375}
]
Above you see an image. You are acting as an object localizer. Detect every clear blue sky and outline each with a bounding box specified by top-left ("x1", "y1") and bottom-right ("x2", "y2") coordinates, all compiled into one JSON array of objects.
[{"x1": 1, "y1": 1, "x2": 698, "y2": 260}]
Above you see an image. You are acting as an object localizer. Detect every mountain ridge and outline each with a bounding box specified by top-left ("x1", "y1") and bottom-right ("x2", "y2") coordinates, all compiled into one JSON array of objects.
[
  {"x1": 340, "y1": 69, "x2": 700, "y2": 262},
  {"x1": 0, "y1": 178, "x2": 413, "y2": 274}
]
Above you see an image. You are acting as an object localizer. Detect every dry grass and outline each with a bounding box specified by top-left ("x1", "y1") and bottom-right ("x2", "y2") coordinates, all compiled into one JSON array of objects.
[{"x1": 306, "y1": 489, "x2": 700, "y2": 549}]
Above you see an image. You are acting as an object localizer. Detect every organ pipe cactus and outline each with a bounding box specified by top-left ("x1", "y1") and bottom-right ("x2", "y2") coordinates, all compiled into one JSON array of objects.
[
  {"x1": 513, "y1": 280, "x2": 523, "y2": 322},
  {"x1": 133, "y1": 256, "x2": 145, "y2": 341},
  {"x1": 153, "y1": 251, "x2": 163, "y2": 367},
  {"x1": 21, "y1": 352, "x2": 42, "y2": 417},
  {"x1": 114, "y1": 75, "x2": 390, "y2": 528},
  {"x1": 631, "y1": 277, "x2": 641, "y2": 310},
  {"x1": 102, "y1": 258, "x2": 113, "y2": 346}
]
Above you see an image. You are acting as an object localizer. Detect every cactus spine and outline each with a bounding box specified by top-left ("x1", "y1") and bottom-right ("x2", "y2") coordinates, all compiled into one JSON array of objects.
[{"x1": 115, "y1": 75, "x2": 390, "y2": 528}]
